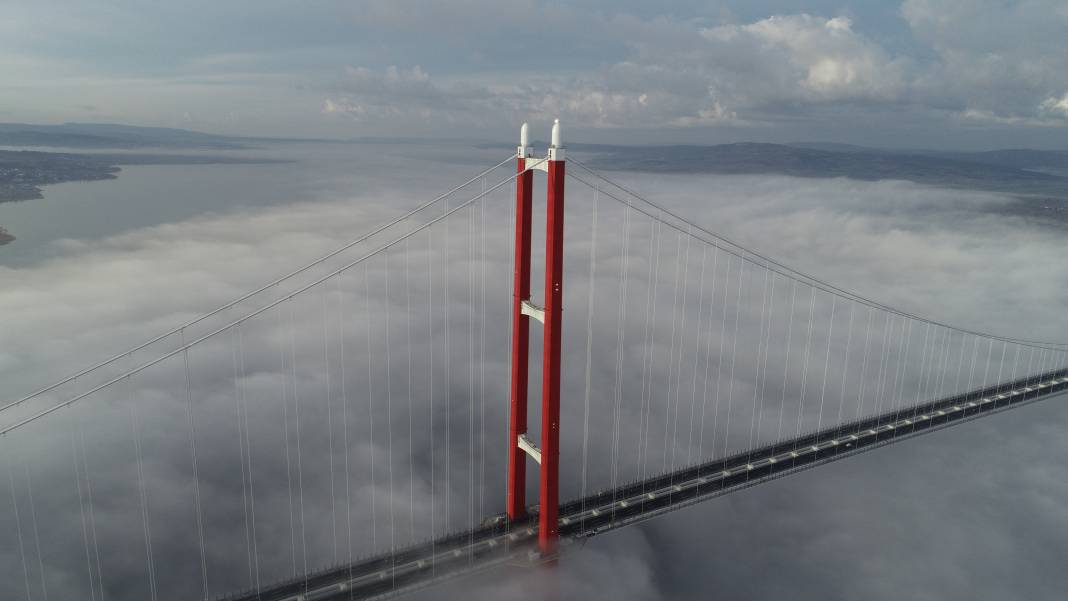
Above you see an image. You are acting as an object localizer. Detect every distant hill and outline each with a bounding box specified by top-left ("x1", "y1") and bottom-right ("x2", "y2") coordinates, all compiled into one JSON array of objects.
[
  {"x1": 0, "y1": 122, "x2": 258, "y2": 150},
  {"x1": 788, "y1": 142, "x2": 1068, "y2": 171},
  {"x1": 932, "y1": 149, "x2": 1068, "y2": 171},
  {"x1": 588, "y1": 142, "x2": 1068, "y2": 201}
]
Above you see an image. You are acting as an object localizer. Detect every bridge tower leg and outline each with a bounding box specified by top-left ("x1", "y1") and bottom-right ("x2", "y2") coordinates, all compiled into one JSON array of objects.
[
  {"x1": 505, "y1": 120, "x2": 566, "y2": 557},
  {"x1": 540, "y1": 120, "x2": 565, "y2": 555},
  {"x1": 508, "y1": 124, "x2": 534, "y2": 521}
]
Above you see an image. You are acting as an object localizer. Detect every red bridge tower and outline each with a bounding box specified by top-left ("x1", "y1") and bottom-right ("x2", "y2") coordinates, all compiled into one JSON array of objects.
[{"x1": 507, "y1": 119, "x2": 566, "y2": 556}]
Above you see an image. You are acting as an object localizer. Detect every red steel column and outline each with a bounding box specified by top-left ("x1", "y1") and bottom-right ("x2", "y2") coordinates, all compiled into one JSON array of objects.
[
  {"x1": 507, "y1": 129, "x2": 534, "y2": 520},
  {"x1": 539, "y1": 121, "x2": 565, "y2": 555}
]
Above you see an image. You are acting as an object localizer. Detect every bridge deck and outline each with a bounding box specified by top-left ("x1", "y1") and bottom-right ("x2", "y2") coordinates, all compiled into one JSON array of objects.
[{"x1": 217, "y1": 367, "x2": 1068, "y2": 601}]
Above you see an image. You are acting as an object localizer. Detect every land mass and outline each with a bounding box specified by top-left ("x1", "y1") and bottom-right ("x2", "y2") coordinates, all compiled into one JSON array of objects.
[
  {"x1": 0, "y1": 122, "x2": 254, "y2": 150},
  {"x1": 0, "y1": 122, "x2": 342, "y2": 150},
  {"x1": 0, "y1": 149, "x2": 285, "y2": 203},
  {"x1": 582, "y1": 142, "x2": 1068, "y2": 223},
  {"x1": 586, "y1": 142, "x2": 1068, "y2": 197},
  {"x1": 0, "y1": 148, "x2": 287, "y2": 245}
]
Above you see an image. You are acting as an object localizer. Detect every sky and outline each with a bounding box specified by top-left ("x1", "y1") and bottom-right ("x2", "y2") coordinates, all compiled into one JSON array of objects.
[{"x1": 2, "y1": 0, "x2": 1068, "y2": 148}]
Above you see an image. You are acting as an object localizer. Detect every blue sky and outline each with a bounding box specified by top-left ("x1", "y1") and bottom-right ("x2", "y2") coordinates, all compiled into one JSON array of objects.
[{"x1": 2, "y1": 0, "x2": 1068, "y2": 148}]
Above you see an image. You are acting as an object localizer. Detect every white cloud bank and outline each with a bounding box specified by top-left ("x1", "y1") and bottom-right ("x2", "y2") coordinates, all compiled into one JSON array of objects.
[
  {"x1": 3, "y1": 146, "x2": 1068, "y2": 599},
  {"x1": 700, "y1": 15, "x2": 907, "y2": 103},
  {"x1": 3, "y1": 1, "x2": 1068, "y2": 140},
  {"x1": 319, "y1": 1, "x2": 1068, "y2": 136}
]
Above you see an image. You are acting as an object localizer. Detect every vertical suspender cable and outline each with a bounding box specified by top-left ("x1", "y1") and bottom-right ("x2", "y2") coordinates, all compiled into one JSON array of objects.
[
  {"x1": 69, "y1": 407, "x2": 96, "y2": 601},
  {"x1": 385, "y1": 249, "x2": 396, "y2": 582},
  {"x1": 662, "y1": 233, "x2": 684, "y2": 470},
  {"x1": 793, "y1": 286, "x2": 817, "y2": 443},
  {"x1": 23, "y1": 464, "x2": 48, "y2": 601},
  {"x1": 854, "y1": 308, "x2": 875, "y2": 422},
  {"x1": 686, "y1": 247, "x2": 709, "y2": 462},
  {"x1": 895, "y1": 321, "x2": 914, "y2": 417},
  {"x1": 995, "y1": 341, "x2": 1008, "y2": 399},
  {"x1": 406, "y1": 238, "x2": 416, "y2": 543},
  {"x1": 967, "y1": 334, "x2": 980, "y2": 402},
  {"x1": 815, "y1": 296, "x2": 838, "y2": 434},
  {"x1": 443, "y1": 196, "x2": 451, "y2": 533},
  {"x1": 467, "y1": 198, "x2": 475, "y2": 545},
  {"x1": 128, "y1": 372, "x2": 157, "y2": 601},
  {"x1": 503, "y1": 171, "x2": 516, "y2": 516},
  {"x1": 231, "y1": 329, "x2": 253, "y2": 584},
  {"x1": 753, "y1": 270, "x2": 777, "y2": 452},
  {"x1": 478, "y1": 181, "x2": 487, "y2": 526},
  {"x1": 612, "y1": 206, "x2": 632, "y2": 487},
  {"x1": 469, "y1": 196, "x2": 480, "y2": 556},
  {"x1": 982, "y1": 338, "x2": 994, "y2": 395},
  {"x1": 364, "y1": 266, "x2": 377, "y2": 552},
  {"x1": 711, "y1": 256, "x2": 733, "y2": 458},
  {"x1": 78, "y1": 420, "x2": 104, "y2": 601},
  {"x1": 179, "y1": 328, "x2": 208, "y2": 601},
  {"x1": 639, "y1": 218, "x2": 663, "y2": 479},
  {"x1": 236, "y1": 326, "x2": 260, "y2": 596},
  {"x1": 6, "y1": 452, "x2": 33, "y2": 601},
  {"x1": 669, "y1": 230, "x2": 692, "y2": 470},
  {"x1": 480, "y1": 180, "x2": 489, "y2": 527},
  {"x1": 697, "y1": 247, "x2": 721, "y2": 461},
  {"x1": 834, "y1": 302, "x2": 856, "y2": 439},
  {"x1": 337, "y1": 272, "x2": 354, "y2": 598},
  {"x1": 581, "y1": 186, "x2": 599, "y2": 510},
  {"x1": 914, "y1": 323, "x2": 932, "y2": 411},
  {"x1": 953, "y1": 332, "x2": 968, "y2": 396},
  {"x1": 279, "y1": 335, "x2": 296, "y2": 573},
  {"x1": 180, "y1": 328, "x2": 208, "y2": 598},
  {"x1": 289, "y1": 302, "x2": 308, "y2": 587},
  {"x1": 426, "y1": 224, "x2": 436, "y2": 570},
  {"x1": 723, "y1": 258, "x2": 746, "y2": 456},
  {"x1": 746, "y1": 266, "x2": 771, "y2": 459},
  {"x1": 321, "y1": 287, "x2": 338, "y2": 563},
  {"x1": 776, "y1": 280, "x2": 798, "y2": 444},
  {"x1": 872, "y1": 314, "x2": 894, "y2": 418}
]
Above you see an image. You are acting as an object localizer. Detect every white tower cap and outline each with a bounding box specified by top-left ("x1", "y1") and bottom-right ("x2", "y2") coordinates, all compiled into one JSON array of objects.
[
  {"x1": 518, "y1": 122, "x2": 533, "y2": 157},
  {"x1": 548, "y1": 118, "x2": 565, "y2": 161}
]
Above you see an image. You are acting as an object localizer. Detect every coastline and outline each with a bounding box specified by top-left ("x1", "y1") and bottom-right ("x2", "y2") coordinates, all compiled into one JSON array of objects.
[{"x1": 0, "y1": 149, "x2": 290, "y2": 247}]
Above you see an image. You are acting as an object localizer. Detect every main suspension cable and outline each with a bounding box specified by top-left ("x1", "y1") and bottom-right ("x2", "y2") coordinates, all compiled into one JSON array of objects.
[
  {"x1": 566, "y1": 164, "x2": 1067, "y2": 350},
  {"x1": 0, "y1": 159, "x2": 545, "y2": 438},
  {"x1": 1, "y1": 154, "x2": 520, "y2": 416}
]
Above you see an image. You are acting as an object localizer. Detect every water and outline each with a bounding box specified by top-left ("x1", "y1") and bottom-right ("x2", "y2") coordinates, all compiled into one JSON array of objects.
[{"x1": 0, "y1": 140, "x2": 503, "y2": 267}]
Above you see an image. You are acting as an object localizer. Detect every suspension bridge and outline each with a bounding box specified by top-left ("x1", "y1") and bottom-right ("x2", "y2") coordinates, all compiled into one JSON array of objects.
[{"x1": 1, "y1": 120, "x2": 1066, "y2": 601}]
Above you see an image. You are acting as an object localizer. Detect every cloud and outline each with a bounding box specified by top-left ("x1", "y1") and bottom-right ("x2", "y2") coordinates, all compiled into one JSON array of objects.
[
  {"x1": 323, "y1": 65, "x2": 482, "y2": 123},
  {"x1": 4, "y1": 1, "x2": 1068, "y2": 142},
  {"x1": 3, "y1": 142, "x2": 1068, "y2": 600},
  {"x1": 1040, "y1": 93, "x2": 1068, "y2": 119},
  {"x1": 902, "y1": 0, "x2": 1068, "y2": 125},
  {"x1": 316, "y1": 4, "x2": 1068, "y2": 138},
  {"x1": 321, "y1": 13, "x2": 906, "y2": 132},
  {"x1": 323, "y1": 2, "x2": 1068, "y2": 139},
  {"x1": 700, "y1": 15, "x2": 907, "y2": 104}
]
